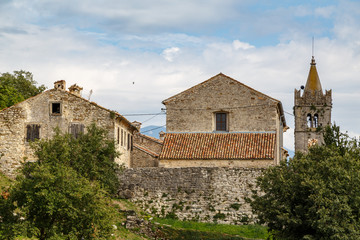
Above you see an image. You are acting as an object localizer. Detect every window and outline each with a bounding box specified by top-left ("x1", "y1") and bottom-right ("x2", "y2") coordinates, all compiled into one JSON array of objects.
[
  {"x1": 313, "y1": 114, "x2": 319, "y2": 128},
  {"x1": 131, "y1": 136, "x2": 133, "y2": 151},
  {"x1": 307, "y1": 114, "x2": 312, "y2": 128},
  {"x1": 117, "y1": 127, "x2": 120, "y2": 144},
  {"x1": 26, "y1": 124, "x2": 40, "y2": 142},
  {"x1": 69, "y1": 123, "x2": 84, "y2": 139},
  {"x1": 127, "y1": 133, "x2": 130, "y2": 150},
  {"x1": 216, "y1": 113, "x2": 227, "y2": 131},
  {"x1": 51, "y1": 102, "x2": 61, "y2": 115},
  {"x1": 121, "y1": 129, "x2": 124, "y2": 146}
]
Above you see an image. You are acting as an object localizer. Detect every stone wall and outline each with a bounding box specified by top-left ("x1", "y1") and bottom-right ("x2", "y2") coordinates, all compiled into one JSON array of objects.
[
  {"x1": 164, "y1": 74, "x2": 281, "y2": 133},
  {"x1": 118, "y1": 167, "x2": 263, "y2": 225},
  {"x1": 294, "y1": 89, "x2": 332, "y2": 153},
  {"x1": 0, "y1": 86, "x2": 136, "y2": 177},
  {"x1": 131, "y1": 147, "x2": 159, "y2": 167}
]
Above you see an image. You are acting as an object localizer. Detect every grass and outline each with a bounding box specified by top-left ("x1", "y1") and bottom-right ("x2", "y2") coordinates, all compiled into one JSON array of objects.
[{"x1": 153, "y1": 217, "x2": 269, "y2": 239}]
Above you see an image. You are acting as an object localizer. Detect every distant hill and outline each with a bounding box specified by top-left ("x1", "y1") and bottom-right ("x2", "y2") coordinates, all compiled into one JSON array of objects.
[{"x1": 140, "y1": 125, "x2": 166, "y2": 139}]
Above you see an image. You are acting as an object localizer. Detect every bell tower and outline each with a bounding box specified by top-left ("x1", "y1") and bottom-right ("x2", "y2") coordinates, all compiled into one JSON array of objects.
[{"x1": 294, "y1": 56, "x2": 332, "y2": 153}]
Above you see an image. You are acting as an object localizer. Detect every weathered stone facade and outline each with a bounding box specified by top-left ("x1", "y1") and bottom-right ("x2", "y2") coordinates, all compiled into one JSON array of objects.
[
  {"x1": 118, "y1": 167, "x2": 262, "y2": 225},
  {"x1": 161, "y1": 73, "x2": 287, "y2": 166},
  {"x1": 0, "y1": 81, "x2": 137, "y2": 177},
  {"x1": 294, "y1": 57, "x2": 332, "y2": 153},
  {"x1": 131, "y1": 133, "x2": 163, "y2": 167}
]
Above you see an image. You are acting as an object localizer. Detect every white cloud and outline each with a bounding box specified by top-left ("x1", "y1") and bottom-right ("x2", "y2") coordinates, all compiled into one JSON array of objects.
[
  {"x1": 162, "y1": 47, "x2": 181, "y2": 62},
  {"x1": 0, "y1": 0, "x2": 360, "y2": 151},
  {"x1": 232, "y1": 40, "x2": 255, "y2": 50}
]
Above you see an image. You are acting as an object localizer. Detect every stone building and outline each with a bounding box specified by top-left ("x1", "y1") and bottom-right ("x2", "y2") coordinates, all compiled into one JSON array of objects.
[
  {"x1": 0, "y1": 80, "x2": 138, "y2": 177},
  {"x1": 131, "y1": 133, "x2": 163, "y2": 167},
  {"x1": 294, "y1": 57, "x2": 332, "y2": 153},
  {"x1": 159, "y1": 73, "x2": 288, "y2": 167}
]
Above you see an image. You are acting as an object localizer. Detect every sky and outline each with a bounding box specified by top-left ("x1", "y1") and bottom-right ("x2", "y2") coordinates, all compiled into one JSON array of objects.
[{"x1": 1, "y1": 0, "x2": 360, "y2": 151}]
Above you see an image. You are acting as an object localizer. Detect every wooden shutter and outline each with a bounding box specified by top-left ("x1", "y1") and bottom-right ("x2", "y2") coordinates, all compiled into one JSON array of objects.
[
  {"x1": 70, "y1": 123, "x2": 84, "y2": 138},
  {"x1": 26, "y1": 124, "x2": 40, "y2": 142}
]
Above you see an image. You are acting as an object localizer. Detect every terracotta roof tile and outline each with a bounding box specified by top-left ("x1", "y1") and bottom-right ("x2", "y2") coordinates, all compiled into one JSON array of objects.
[{"x1": 159, "y1": 132, "x2": 275, "y2": 160}]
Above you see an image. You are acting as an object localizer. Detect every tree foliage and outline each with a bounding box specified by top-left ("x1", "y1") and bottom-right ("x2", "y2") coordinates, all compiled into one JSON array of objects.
[
  {"x1": 0, "y1": 124, "x2": 121, "y2": 239},
  {"x1": 250, "y1": 125, "x2": 360, "y2": 240},
  {"x1": 31, "y1": 123, "x2": 121, "y2": 194},
  {"x1": 1, "y1": 163, "x2": 114, "y2": 240},
  {"x1": 0, "y1": 70, "x2": 46, "y2": 109}
]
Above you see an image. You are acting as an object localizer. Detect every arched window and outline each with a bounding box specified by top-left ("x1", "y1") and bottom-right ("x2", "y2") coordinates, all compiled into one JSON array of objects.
[
  {"x1": 307, "y1": 114, "x2": 312, "y2": 128},
  {"x1": 313, "y1": 114, "x2": 319, "y2": 128}
]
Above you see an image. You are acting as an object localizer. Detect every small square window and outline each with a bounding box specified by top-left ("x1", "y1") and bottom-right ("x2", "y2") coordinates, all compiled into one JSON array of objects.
[{"x1": 51, "y1": 102, "x2": 61, "y2": 115}]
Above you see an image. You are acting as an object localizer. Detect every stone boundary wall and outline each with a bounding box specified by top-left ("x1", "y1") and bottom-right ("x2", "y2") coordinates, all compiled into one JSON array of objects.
[{"x1": 118, "y1": 167, "x2": 263, "y2": 224}]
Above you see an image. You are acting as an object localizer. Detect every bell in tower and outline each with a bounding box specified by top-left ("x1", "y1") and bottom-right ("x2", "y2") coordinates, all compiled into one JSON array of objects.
[{"x1": 294, "y1": 56, "x2": 332, "y2": 153}]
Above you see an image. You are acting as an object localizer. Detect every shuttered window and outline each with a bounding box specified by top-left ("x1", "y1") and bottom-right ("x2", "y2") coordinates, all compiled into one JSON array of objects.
[
  {"x1": 26, "y1": 124, "x2": 40, "y2": 142},
  {"x1": 69, "y1": 123, "x2": 85, "y2": 139}
]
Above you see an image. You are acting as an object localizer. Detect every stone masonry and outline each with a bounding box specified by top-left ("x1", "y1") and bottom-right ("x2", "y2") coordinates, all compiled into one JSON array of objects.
[
  {"x1": 0, "y1": 81, "x2": 137, "y2": 177},
  {"x1": 161, "y1": 73, "x2": 287, "y2": 165},
  {"x1": 118, "y1": 167, "x2": 263, "y2": 225}
]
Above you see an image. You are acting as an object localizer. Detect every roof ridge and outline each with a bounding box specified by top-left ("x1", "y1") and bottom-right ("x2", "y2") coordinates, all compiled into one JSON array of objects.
[
  {"x1": 0, "y1": 88, "x2": 138, "y2": 131},
  {"x1": 138, "y1": 133, "x2": 163, "y2": 144},
  {"x1": 134, "y1": 143, "x2": 159, "y2": 157},
  {"x1": 162, "y1": 73, "x2": 281, "y2": 105}
]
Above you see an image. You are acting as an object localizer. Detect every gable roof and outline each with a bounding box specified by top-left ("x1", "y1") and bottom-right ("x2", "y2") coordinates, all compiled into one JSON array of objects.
[
  {"x1": 162, "y1": 73, "x2": 287, "y2": 127},
  {"x1": 137, "y1": 133, "x2": 163, "y2": 145},
  {"x1": 159, "y1": 132, "x2": 276, "y2": 160},
  {"x1": 0, "y1": 88, "x2": 138, "y2": 131},
  {"x1": 162, "y1": 73, "x2": 280, "y2": 105},
  {"x1": 134, "y1": 144, "x2": 159, "y2": 158}
]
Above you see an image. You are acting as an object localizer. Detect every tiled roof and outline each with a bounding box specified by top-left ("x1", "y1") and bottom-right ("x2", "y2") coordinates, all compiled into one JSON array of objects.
[
  {"x1": 134, "y1": 144, "x2": 159, "y2": 157},
  {"x1": 159, "y1": 132, "x2": 276, "y2": 160}
]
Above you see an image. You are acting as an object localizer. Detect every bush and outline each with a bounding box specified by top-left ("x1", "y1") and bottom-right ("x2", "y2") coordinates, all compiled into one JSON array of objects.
[
  {"x1": 250, "y1": 125, "x2": 360, "y2": 239},
  {"x1": 1, "y1": 163, "x2": 114, "y2": 240}
]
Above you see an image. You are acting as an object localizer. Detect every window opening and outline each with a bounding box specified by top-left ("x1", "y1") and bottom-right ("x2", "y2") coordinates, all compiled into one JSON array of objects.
[
  {"x1": 131, "y1": 136, "x2": 133, "y2": 151},
  {"x1": 216, "y1": 113, "x2": 227, "y2": 131},
  {"x1": 51, "y1": 103, "x2": 61, "y2": 115},
  {"x1": 26, "y1": 124, "x2": 40, "y2": 142},
  {"x1": 313, "y1": 114, "x2": 319, "y2": 128},
  {"x1": 117, "y1": 127, "x2": 120, "y2": 144},
  {"x1": 127, "y1": 133, "x2": 130, "y2": 150},
  {"x1": 121, "y1": 129, "x2": 124, "y2": 146},
  {"x1": 69, "y1": 123, "x2": 84, "y2": 139},
  {"x1": 307, "y1": 114, "x2": 312, "y2": 128}
]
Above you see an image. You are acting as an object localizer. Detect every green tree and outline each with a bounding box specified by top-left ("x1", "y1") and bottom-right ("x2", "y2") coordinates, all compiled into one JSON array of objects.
[
  {"x1": 0, "y1": 70, "x2": 46, "y2": 109},
  {"x1": 31, "y1": 123, "x2": 121, "y2": 195},
  {"x1": 249, "y1": 125, "x2": 360, "y2": 239},
  {"x1": 1, "y1": 163, "x2": 114, "y2": 240}
]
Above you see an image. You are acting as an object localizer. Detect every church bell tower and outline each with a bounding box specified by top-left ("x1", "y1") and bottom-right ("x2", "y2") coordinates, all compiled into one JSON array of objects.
[{"x1": 294, "y1": 56, "x2": 332, "y2": 153}]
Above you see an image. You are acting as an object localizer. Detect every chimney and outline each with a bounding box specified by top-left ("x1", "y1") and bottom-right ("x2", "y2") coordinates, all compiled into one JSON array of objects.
[
  {"x1": 68, "y1": 84, "x2": 83, "y2": 97},
  {"x1": 54, "y1": 80, "x2": 66, "y2": 91},
  {"x1": 159, "y1": 131, "x2": 165, "y2": 141},
  {"x1": 132, "y1": 121, "x2": 142, "y2": 131}
]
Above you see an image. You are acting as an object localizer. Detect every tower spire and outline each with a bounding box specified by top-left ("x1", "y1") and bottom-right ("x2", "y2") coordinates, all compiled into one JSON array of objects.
[{"x1": 304, "y1": 56, "x2": 322, "y2": 94}]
